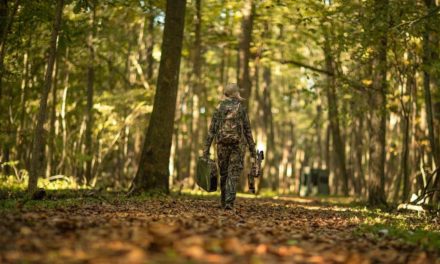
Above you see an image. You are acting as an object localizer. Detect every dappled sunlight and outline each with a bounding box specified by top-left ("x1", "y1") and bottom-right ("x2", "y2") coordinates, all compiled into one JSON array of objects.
[
  {"x1": 1, "y1": 0, "x2": 440, "y2": 262},
  {"x1": 1, "y1": 194, "x2": 438, "y2": 263}
]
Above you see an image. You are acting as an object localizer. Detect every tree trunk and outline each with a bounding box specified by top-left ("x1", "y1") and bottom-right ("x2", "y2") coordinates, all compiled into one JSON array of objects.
[
  {"x1": 17, "y1": 32, "x2": 32, "y2": 168},
  {"x1": 146, "y1": 0, "x2": 155, "y2": 81},
  {"x1": 316, "y1": 105, "x2": 323, "y2": 168},
  {"x1": 28, "y1": 0, "x2": 64, "y2": 193},
  {"x1": 422, "y1": 0, "x2": 439, "y2": 167},
  {"x1": 238, "y1": 0, "x2": 255, "y2": 108},
  {"x1": 262, "y1": 66, "x2": 277, "y2": 190},
  {"x1": 0, "y1": 0, "x2": 19, "y2": 176},
  {"x1": 0, "y1": 0, "x2": 7, "y2": 101},
  {"x1": 46, "y1": 54, "x2": 59, "y2": 177},
  {"x1": 0, "y1": 0, "x2": 18, "y2": 100},
  {"x1": 323, "y1": 28, "x2": 349, "y2": 196},
  {"x1": 0, "y1": 0, "x2": 7, "y2": 174},
  {"x1": 85, "y1": 5, "x2": 96, "y2": 184},
  {"x1": 367, "y1": 0, "x2": 388, "y2": 206},
  {"x1": 189, "y1": 0, "x2": 203, "y2": 181},
  {"x1": 130, "y1": 0, "x2": 186, "y2": 194},
  {"x1": 58, "y1": 48, "x2": 69, "y2": 174},
  {"x1": 354, "y1": 115, "x2": 366, "y2": 196}
]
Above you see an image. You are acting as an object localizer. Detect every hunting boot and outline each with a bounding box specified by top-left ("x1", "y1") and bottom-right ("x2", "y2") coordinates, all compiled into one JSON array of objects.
[
  {"x1": 221, "y1": 190, "x2": 226, "y2": 208},
  {"x1": 224, "y1": 204, "x2": 233, "y2": 210}
]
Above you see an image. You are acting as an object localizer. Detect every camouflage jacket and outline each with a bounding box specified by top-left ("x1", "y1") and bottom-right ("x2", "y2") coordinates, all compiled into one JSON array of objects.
[{"x1": 204, "y1": 97, "x2": 256, "y2": 157}]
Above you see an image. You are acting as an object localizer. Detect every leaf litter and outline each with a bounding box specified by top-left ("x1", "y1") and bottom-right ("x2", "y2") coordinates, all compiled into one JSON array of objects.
[{"x1": 0, "y1": 195, "x2": 438, "y2": 263}]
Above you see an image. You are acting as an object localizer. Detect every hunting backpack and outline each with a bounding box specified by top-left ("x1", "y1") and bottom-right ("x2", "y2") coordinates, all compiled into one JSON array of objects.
[{"x1": 217, "y1": 100, "x2": 243, "y2": 145}]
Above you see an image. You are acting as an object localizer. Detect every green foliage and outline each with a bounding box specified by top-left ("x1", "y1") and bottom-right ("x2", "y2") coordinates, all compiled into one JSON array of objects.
[{"x1": 358, "y1": 213, "x2": 440, "y2": 251}]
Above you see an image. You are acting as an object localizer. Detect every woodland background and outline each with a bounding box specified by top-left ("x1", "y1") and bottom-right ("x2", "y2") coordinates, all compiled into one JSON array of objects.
[{"x1": 0, "y1": 0, "x2": 439, "y2": 207}]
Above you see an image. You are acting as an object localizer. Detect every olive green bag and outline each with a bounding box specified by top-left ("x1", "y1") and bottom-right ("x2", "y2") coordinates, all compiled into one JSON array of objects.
[{"x1": 196, "y1": 157, "x2": 218, "y2": 192}]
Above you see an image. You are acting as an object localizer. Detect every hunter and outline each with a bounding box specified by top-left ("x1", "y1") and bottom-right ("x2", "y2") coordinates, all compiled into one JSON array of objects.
[{"x1": 203, "y1": 83, "x2": 256, "y2": 210}]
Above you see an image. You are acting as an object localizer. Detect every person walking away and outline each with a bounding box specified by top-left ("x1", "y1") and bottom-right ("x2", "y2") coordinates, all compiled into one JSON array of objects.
[{"x1": 203, "y1": 83, "x2": 256, "y2": 210}]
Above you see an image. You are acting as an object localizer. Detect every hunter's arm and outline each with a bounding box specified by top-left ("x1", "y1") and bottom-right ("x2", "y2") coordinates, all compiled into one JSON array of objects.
[
  {"x1": 203, "y1": 108, "x2": 220, "y2": 156},
  {"x1": 241, "y1": 106, "x2": 256, "y2": 157}
]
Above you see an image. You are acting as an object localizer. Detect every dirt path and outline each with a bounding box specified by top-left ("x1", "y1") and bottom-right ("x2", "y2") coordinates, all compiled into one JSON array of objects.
[{"x1": 0, "y1": 196, "x2": 438, "y2": 263}]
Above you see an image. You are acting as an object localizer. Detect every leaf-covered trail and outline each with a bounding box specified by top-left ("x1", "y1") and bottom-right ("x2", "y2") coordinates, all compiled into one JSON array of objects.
[{"x1": 0, "y1": 195, "x2": 438, "y2": 264}]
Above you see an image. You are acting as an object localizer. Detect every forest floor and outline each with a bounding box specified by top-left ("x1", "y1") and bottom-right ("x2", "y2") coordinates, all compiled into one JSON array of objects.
[{"x1": 0, "y1": 191, "x2": 439, "y2": 264}]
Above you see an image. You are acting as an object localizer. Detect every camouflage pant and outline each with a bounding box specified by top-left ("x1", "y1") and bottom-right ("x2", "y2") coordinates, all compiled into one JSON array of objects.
[{"x1": 217, "y1": 143, "x2": 244, "y2": 207}]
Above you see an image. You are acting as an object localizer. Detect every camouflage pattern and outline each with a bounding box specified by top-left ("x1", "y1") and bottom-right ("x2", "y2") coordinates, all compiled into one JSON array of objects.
[
  {"x1": 204, "y1": 98, "x2": 256, "y2": 156},
  {"x1": 217, "y1": 144, "x2": 243, "y2": 207},
  {"x1": 203, "y1": 97, "x2": 256, "y2": 208}
]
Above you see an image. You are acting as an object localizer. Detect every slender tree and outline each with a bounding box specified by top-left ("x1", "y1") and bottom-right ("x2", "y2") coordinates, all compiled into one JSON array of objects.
[
  {"x1": 238, "y1": 0, "x2": 255, "y2": 108},
  {"x1": 189, "y1": 0, "x2": 203, "y2": 179},
  {"x1": 422, "y1": 0, "x2": 439, "y2": 166},
  {"x1": 28, "y1": 0, "x2": 64, "y2": 193},
  {"x1": 0, "y1": 0, "x2": 19, "y2": 176},
  {"x1": 130, "y1": 0, "x2": 186, "y2": 194},
  {"x1": 367, "y1": 0, "x2": 388, "y2": 206},
  {"x1": 85, "y1": 2, "x2": 96, "y2": 184},
  {"x1": 145, "y1": 0, "x2": 155, "y2": 81}
]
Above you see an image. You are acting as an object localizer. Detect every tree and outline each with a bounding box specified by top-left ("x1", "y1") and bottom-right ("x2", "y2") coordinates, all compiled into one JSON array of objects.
[
  {"x1": 323, "y1": 26, "x2": 350, "y2": 196},
  {"x1": 238, "y1": 0, "x2": 255, "y2": 108},
  {"x1": 85, "y1": 2, "x2": 96, "y2": 184},
  {"x1": 130, "y1": 0, "x2": 186, "y2": 194},
  {"x1": 367, "y1": 0, "x2": 388, "y2": 206},
  {"x1": 0, "y1": 0, "x2": 19, "y2": 176},
  {"x1": 28, "y1": 0, "x2": 64, "y2": 193},
  {"x1": 422, "y1": 0, "x2": 440, "y2": 202}
]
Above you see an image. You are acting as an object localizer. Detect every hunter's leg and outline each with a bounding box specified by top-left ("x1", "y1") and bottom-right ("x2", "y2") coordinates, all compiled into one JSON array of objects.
[
  {"x1": 217, "y1": 144, "x2": 230, "y2": 208},
  {"x1": 225, "y1": 145, "x2": 244, "y2": 208}
]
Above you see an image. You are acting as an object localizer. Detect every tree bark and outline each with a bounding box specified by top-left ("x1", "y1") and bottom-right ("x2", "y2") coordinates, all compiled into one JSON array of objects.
[
  {"x1": 238, "y1": 0, "x2": 255, "y2": 108},
  {"x1": 85, "y1": 4, "x2": 96, "y2": 184},
  {"x1": 367, "y1": 0, "x2": 388, "y2": 206},
  {"x1": 422, "y1": 0, "x2": 439, "y2": 167},
  {"x1": 323, "y1": 28, "x2": 350, "y2": 196},
  {"x1": 46, "y1": 54, "x2": 60, "y2": 178},
  {"x1": 0, "y1": 0, "x2": 19, "y2": 176},
  {"x1": 130, "y1": 0, "x2": 186, "y2": 194},
  {"x1": 17, "y1": 32, "x2": 32, "y2": 168},
  {"x1": 0, "y1": 0, "x2": 18, "y2": 99},
  {"x1": 146, "y1": 0, "x2": 155, "y2": 81},
  {"x1": 189, "y1": 0, "x2": 203, "y2": 181},
  {"x1": 28, "y1": 0, "x2": 64, "y2": 193}
]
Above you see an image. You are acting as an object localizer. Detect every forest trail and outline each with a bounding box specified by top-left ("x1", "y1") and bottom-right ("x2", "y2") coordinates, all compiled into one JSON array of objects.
[{"x1": 0, "y1": 195, "x2": 438, "y2": 264}]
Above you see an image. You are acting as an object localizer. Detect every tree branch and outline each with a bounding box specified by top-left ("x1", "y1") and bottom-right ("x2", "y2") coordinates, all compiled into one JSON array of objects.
[
  {"x1": 280, "y1": 59, "x2": 334, "y2": 76},
  {"x1": 278, "y1": 58, "x2": 373, "y2": 93}
]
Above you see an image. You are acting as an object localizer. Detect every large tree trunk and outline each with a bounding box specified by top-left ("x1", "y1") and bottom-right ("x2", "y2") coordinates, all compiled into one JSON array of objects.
[
  {"x1": 422, "y1": 0, "x2": 440, "y2": 203},
  {"x1": 238, "y1": 0, "x2": 255, "y2": 108},
  {"x1": 85, "y1": 4, "x2": 96, "y2": 184},
  {"x1": 323, "y1": 28, "x2": 350, "y2": 196},
  {"x1": 367, "y1": 0, "x2": 388, "y2": 206},
  {"x1": 28, "y1": 0, "x2": 64, "y2": 193},
  {"x1": 422, "y1": 0, "x2": 439, "y2": 167},
  {"x1": 130, "y1": 0, "x2": 186, "y2": 194}
]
